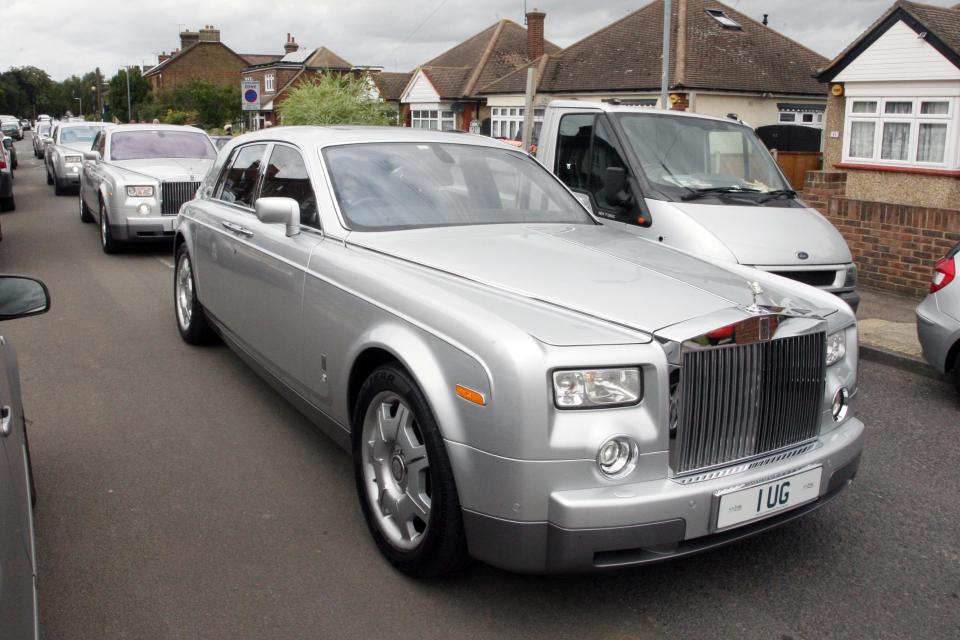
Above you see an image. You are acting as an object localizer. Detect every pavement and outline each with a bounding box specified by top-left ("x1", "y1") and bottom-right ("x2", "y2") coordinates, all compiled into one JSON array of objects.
[
  {"x1": 2, "y1": 133, "x2": 959, "y2": 640},
  {"x1": 855, "y1": 287, "x2": 938, "y2": 379}
]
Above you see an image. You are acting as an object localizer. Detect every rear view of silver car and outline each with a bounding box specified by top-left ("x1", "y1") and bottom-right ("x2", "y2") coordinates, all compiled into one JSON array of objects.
[{"x1": 916, "y1": 241, "x2": 960, "y2": 394}]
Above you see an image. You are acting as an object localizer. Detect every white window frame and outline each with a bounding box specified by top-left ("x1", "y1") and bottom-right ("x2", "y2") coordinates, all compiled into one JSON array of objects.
[
  {"x1": 490, "y1": 106, "x2": 545, "y2": 140},
  {"x1": 777, "y1": 109, "x2": 823, "y2": 128},
  {"x1": 410, "y1": 106, "x2": 456, "y2": 131},
  {"x1": 265, "y1": 73, "x2": 276, "y2": 93},
  {"x1": 842, "y1": 96, "x2": 957, "y2": 169}
]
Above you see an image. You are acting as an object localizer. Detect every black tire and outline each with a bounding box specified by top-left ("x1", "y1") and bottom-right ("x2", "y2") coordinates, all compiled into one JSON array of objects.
[
  {"x1": 953, "y1": 349, "x2": 960, "y2": 396},
  {"x1": 79, "y1": 189, "x2": 94, "y2": 222},
  {"x1": 174, "y1": 244, "x2": 216, "y2": 345},
  {"x1": 54, "y1": 178, "x2": 64, "y2": 196},
  {"x1": 99, "y1": 200, "x2": 120, "y2": 254},
  {"x1": 0, "y1": 196, "x2": 14, "y2": 212},
  {"x1": 46, "y1": 169, "x2": 52, "y2": 185},
  {"x1": 352, "y1": 364, "x2": 468, "y2": 577}
]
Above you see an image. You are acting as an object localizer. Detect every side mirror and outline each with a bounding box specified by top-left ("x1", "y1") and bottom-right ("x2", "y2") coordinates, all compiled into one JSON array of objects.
[
  {"x1": 0, "y1": 277, "x2": 50, "y2": 321},
  {"x1": 82, "y1": 150, "x2": 100, "y2": 161},
  {"x1": 255, "y1": 197, "x2": 301, "y2": 237},
  {"x1": 603, "y1": 166, "x2": 630, "y2": 207}
]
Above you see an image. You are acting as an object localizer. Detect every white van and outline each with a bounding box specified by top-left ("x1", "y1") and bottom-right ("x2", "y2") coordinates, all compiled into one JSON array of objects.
[{"x1": 536, "y1": 101, "x2": 859, "y2": 310}]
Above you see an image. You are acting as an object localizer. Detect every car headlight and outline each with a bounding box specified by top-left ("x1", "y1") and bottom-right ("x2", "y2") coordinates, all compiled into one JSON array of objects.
[
  {"x1": 126, "y1": 185, "x2": 154, "y2": 197},
  {"x1": 826, "y1": 331, "x2": 846, "y2": 366},
  {"x1": 64, "y1": 155, "x2": 82, "y2": 164},
  {"x1": 553, "y1": 367, "x2": 642, "y2": 408},
  {"x1": 844, "y1": 264, "x2": 857, "y2": 288}
]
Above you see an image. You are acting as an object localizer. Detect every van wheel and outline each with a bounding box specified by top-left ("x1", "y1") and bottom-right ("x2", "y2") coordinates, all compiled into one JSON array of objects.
[
  {"x1": 0, "y1": 196, "x2": 14, "y2": 212},
  {"x1": 353, "y1": 364, "x2": 468, "y2": 577}
]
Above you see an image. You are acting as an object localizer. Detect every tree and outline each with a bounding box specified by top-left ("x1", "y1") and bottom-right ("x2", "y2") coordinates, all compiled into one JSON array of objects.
[
  {"x1": 278, "y1": 74, "x2": 392, "y2": 126},
  {"x1": 107, "y1": 67, "x2": 151, "y2": 123},
  {"x1": 143, "y1": 79, "x2": 240, "y2": 130}
]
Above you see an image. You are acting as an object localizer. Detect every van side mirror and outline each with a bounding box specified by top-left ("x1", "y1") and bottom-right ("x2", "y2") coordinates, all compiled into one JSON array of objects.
[
  {"x1": 82, "y1": 150, "x2": 100, "y2": 161},
  {"x1": 0, "y1": 277, "x2": 50, "y2": 320},
  {"x1": 603, "y1": 166, "x2": 630, "y2": 206},
  {"x1": 255, "y1": 197, "x2": 301, "y2": 237}
]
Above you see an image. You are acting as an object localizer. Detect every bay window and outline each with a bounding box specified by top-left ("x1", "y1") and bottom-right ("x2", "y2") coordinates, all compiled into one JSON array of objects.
[
  {"x1": 491, "y1": 107, "x2": 545, "y2": 141},
  {"x1": 843, "y1": 97, "x2": 956, "y2": 167}
]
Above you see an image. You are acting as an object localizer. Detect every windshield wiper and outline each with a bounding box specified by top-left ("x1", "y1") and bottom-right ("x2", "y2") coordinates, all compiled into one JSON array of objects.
[
  {"x1": 681, "y1": 186, "x2": 763, "y2": 201},
  {"x1": 757, "y1": 189, "x2": 798, "y2": 203}
]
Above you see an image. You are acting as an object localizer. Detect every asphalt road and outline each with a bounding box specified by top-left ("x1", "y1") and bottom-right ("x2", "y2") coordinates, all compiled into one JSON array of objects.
[{"x1": 1, "y1": 132, "x2": 958, "y2": 640}]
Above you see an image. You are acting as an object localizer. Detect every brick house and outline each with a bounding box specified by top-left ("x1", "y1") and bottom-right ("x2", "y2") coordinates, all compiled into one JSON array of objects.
[
  {"x1": 398, "y1": 13, "x2": 560, "y2": 133},
  {"x1": 144, "y1": 26, "x2": 280, "y2": 92},
  {"x1": 479, "y1": 0, "x2": 829, "y2": 133},
  {"x1": 241, "y1": 38, "x2": 357, "y2": 127},
  {"x1": 372, "y1": 72, "x2": 413, "y2": 123},
  {"x1": 816, "y1": 0, "x2": 960, "y2": 210}
]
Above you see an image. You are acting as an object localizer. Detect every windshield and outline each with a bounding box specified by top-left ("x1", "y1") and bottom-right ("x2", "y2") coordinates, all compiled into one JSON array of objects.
[
  {"x1": 324, "y1": 143, "x2": 592, "y2": 231},
  {"x1": 110, "y1": 130, "x2": 216, "y2": 161},
  {"x1": 59, "y1": 126, "x2": 103, "y2": 144},
  {"x1": 37, "y1": 124, "x2": 51, "y2": 136},
  {"x1": 616, "y1": 113, "x2": 790, "y2": 200},
  {"x1": 0, "y1": 122, "x2": 17, "y2": 131}
]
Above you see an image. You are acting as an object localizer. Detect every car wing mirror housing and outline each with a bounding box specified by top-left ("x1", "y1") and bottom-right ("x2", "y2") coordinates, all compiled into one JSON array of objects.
[
  {"x1": 255, "y1": 197, "x2": 301, "y2": 237},
  {"x1": 0, "y1": 277, "x2": 50, "y2": 321},
  {"x1": 82, "y1": 150, "x2": 100, "y2": 161}
]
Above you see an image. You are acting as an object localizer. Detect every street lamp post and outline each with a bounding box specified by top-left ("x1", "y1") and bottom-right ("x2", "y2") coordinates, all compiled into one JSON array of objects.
[{"x1": 74, "y1": 96, "x2": 82, "y2": 118}]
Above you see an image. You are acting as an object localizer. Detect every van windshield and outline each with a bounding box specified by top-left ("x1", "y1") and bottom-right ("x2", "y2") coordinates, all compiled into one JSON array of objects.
[{"x1": 616, "y1": 113, "x2": 791, "y2": 202}]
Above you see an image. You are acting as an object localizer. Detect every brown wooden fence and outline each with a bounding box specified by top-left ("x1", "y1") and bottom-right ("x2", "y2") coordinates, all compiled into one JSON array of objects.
[{"x1": 774, "y1": 151, "x2": 821, "y2": 190}]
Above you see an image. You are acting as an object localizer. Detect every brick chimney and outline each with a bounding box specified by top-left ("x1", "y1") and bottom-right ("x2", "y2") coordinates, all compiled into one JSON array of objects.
[
  {"x1": 284, "y1": 33, "x2": 298, "y2": 54},
  {"x1": 158, "y1": 51, "x2": 170, "y2": 64},
  {"x1": 526, "y1": 9, "x2": 546, "y2": 60},
  {"x1": 180, "y1": 29, "x2": 199, "y2": 50},
  {"x1": 199, "y1": 25, "x2": 221, "y2": 42}
]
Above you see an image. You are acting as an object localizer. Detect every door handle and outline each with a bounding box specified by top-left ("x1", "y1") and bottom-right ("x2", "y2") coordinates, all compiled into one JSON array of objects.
[
  {"x1": 1, "y1": 405, "x2": 11, "y2": 437},
  {"x1": 221, "y1": 221, "x2": 254, "y2": 237}
]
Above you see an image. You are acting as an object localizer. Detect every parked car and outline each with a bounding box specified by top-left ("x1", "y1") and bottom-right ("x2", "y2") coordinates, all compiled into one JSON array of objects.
[
  {"x1": 19, "y1": 119, "x2": 30, "y2": 131},
  {"x1": 536, "y1": 102, "x2": 860, "y2": 311},
  {"x1": 916, "y1": 241, "x2": 960, "y2": 394},
  {"x1": 0, "y1": 275, "x2": 51, "y2": 639},
  {"x1": 32, "y1": 122, "x2": 52, "y2": 159},
  {"x1": 174, "y1": 127, "x2": 863, "y2": 576},
  {"x1": 2, "y1": 135, "x2": 17, "y2": 170},
  {"x1": 0, "y1": 138, "x2": 13, "y2": 212},
  {"x1": 79, "y1": 124, "x2": 217, "y2": 253},
  {"x1": 0, "y1": 118, "x2": 22, "y2": 142},
  {"x1": 45, "y1": 122, "x2": 109, "y2": 195},
  {"x1": 211, "y1": 135, "x2": 233, "y2": 151}
]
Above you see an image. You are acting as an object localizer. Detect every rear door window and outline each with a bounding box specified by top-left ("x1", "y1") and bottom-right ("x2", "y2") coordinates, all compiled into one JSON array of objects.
[{"x1": 217, "y1": 144, "x2": 267, "y2": 208}]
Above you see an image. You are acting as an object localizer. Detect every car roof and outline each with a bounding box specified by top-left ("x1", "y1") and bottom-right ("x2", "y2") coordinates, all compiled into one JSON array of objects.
[
  {"x1": 58, "y1": 121, "x2": 110, "y2": 128},
  {"x1": 104, "y1": 124, "x2": 209, "y2": 135},
  {"x1": 545, "y1": 100, "x2": 749, "y2": 126},
  {"x1": 227, "y1": 125, "x2": 511, "y2": 149}
]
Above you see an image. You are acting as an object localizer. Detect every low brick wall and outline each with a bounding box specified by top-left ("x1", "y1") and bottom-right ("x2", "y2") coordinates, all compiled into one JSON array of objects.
[{"x1": 805, "y1": 170, "x2": 960, "y2": 297}]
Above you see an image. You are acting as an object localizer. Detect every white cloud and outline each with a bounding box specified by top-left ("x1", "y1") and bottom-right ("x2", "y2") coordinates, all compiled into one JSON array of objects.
[{"x1": 5, "y1": 0, "x2": 958, "y2": 80}]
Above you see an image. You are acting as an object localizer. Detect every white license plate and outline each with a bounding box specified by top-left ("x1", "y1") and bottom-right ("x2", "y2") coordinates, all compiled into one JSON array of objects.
[{"x1": 715, "y1": 466, "x2": 822, "y2": 530}]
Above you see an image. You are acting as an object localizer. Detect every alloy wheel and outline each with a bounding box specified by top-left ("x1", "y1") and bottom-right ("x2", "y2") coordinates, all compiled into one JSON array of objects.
[{"x1": 175, "y1": 252, "x2": 194, "y2": 331}]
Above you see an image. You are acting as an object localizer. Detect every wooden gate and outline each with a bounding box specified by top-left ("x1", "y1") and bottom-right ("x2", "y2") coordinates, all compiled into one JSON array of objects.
[{"x1": 773, "y1": 151, "x2": 821, "y2": 190}]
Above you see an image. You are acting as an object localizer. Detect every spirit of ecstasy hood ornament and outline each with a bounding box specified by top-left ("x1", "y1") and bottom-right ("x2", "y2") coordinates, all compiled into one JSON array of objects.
[{"x1": 747, "y1": 281, "x2": 765, "y2": 313}]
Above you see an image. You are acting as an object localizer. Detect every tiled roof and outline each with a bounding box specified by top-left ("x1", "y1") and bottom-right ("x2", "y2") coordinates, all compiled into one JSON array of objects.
[
  {"x1": 419, "y1": 19, "x2": 559, "y2": 98},
  {"x1": 818, "y1": 1, "x2": 960, "y2": 81},
  {"x1": 480, "y1": 0, "x2": 828, "y2": 96},
  {"x1": 374, "y1": 72, "x2": 413, "y2": 101},
  {"x1": 144, "y1": 41, "x2": 270, "y2": 77},
  {"x1": 242, "y1": 54, "x2": 283, "y2": 66},
  {"x1": 305, "y1": 47, "x2": 353, "y2": 70}
]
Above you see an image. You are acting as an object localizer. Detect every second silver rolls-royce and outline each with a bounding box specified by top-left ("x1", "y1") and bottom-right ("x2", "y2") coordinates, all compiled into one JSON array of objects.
[
  {"x1": 79, "y1": 124, "x2": 216, "y2": 253},
  {"x1": 173, "y1": 126, "x2": 864, "y2": 576},
  {"x1": 44, "y1": 121, "x2": 110, "y2": 195}
]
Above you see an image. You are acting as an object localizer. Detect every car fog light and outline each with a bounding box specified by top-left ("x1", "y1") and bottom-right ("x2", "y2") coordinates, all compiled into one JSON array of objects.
[
  {"x1": 137, "y1": 204, "x2": 152, "y2": 215},
  {"x1": 831, "y1": 387, "x2": 849, "y2": 422},
  {"x1": 596, "y1": 436, "x2": 638, "y2": 478}
]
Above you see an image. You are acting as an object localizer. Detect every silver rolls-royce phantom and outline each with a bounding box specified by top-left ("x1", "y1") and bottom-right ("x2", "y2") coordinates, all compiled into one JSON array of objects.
[
  {"x1": 79, "y1": 124, "x2": 216, "y2": 253},
  {"x1": 173, "y1": 127, "x2": 864, "y2": 576},
  {"x1": 44, "y1": 121, "x2": 110, "y2": 195}
]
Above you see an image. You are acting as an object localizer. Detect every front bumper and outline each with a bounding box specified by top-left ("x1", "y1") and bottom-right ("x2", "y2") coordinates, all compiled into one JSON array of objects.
[
  {"x1": 916, "y1": 295, "x2": 960, "y2": 374},
  {"x1": 460, "y1": 417, "x2": 864, "y2": 573},
  {"x1": 110, "y1": 214, "x2": 178, "y2": 242}
]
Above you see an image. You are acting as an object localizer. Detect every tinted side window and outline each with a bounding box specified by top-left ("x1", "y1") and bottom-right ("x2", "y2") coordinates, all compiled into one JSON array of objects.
[
  {"x1": 589, "y1": 117, "x2": 634, "y2": 217},
  {"x1": 555, "y1": 114, "x2": 594, "y2": 192},
  {"x1": 260, "y1": 145, "x2": 319, "y2": 228},
  {"x1": 218, "y1": 144, "x2": 267, "y2": 208}
]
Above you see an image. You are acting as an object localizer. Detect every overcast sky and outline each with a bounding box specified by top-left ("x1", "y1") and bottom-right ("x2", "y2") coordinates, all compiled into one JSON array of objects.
[{"x1": 5, "y1": 0, "x2": 958, "y2": 80}]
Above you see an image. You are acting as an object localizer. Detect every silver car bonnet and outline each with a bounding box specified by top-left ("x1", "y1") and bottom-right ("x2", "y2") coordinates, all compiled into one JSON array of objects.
[
  {"x1": 349, "y1": 223, "x2": 828, "y2": 334},
  {"x1": 111, "y1": 157, "x2": 214, "y2": 182},
  {"x1": 664, "y1": 201, "x2": 853, "y2": 267}
]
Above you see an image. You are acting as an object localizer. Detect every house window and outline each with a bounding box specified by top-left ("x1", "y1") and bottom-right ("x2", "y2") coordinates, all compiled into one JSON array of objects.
[
  {"x1": 411, "y1": 109, "x2": 456, "y2": 131},
  {"x1": 705, "y1": 9, "x2": 742, "y2": 29},
  {"x1": 265, "y1": 74, "x2": 275, "y2": 93},
  {"x1": 490, "y1": 107, "x2": 545, "y2": 141},
  {"x1": 778, "y1": 108, "x2": 823, "y2": 128},
  {"x1": 844, "y1": 97, "x2": 956, "y2": 167},
  {"x1": 779, "y1": 113, "x2": 796, "y2": 123}
]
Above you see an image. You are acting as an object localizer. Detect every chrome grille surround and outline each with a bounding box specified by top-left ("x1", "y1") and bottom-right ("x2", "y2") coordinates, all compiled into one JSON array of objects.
[
  {"x1": 671, "y1": 316, "x2": 826, "y2": 476},
  {"x1": 161, "y1": 181, "x2": 201, "y2": 215}
]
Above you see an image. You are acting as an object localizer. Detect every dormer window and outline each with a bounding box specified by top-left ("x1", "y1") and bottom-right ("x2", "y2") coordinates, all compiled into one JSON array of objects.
[{"x1": 706, "y1": 8, "x2": 741, "y2": 29}]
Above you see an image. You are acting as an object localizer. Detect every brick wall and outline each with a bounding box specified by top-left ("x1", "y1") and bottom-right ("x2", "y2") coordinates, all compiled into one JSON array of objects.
[
  {"x1": 805, "y1": 170, "x2": 960, "y2": 297},
  {"x1": 150, "y1": 42, "x2": 248, "y2": 91}
]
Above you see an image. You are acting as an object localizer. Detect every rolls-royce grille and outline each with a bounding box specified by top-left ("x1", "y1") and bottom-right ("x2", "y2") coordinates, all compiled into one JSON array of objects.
[
  {"x1": 673, "y1": 333, "x2": 825, "y2": 475},
  {"x1": 161, "y1": 181, "x2": 200, "y2": 215}
]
